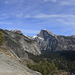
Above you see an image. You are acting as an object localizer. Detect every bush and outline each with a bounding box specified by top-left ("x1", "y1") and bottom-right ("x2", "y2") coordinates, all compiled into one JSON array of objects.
[{"x1": 0, "y1": 32, "x2": 4, "y2": 45}]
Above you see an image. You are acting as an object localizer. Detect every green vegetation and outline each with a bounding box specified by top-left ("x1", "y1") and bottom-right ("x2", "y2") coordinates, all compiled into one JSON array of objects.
[
  {"x1": 27, "y1": 50, "x2": 75, "y2": 74},
  {"x1": 27, "y1": 60, "x2": 59, "y2": 75},
  {"x1": 0, "y1": 32, "x2": 4, "y2": 45}
]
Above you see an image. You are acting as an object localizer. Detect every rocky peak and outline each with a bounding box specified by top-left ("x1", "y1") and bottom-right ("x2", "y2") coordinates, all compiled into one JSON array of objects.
[
  {"x1": 38, "y1": 29, "x2": 54, "y2": 37},
  {"x1": 0, "y1": 29, "x2": 41, "y2": 57},
  {"x1": 36, "y1": 29, "x2": 75, "y2": 51},
  {"x1": 43, "y1": 29, "x2": 54, "y2": 36},
  {"x1": 10, "y1": 29, "x2": 23, "y2": 35},
  {"x1": 25, "y1": 35, "x2": 35, "y2": 40},
  {"x1": 36, "y1": 29, "x2": 58, "y2": 50},
  {"x1": 37, "y1": 29, "x2": 54, "y2": 41}
]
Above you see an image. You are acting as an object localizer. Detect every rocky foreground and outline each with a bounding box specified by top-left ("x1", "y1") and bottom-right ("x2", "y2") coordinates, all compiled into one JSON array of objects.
[{"x1": 0, "y1": 43, "x2": 42, "y2": 75}]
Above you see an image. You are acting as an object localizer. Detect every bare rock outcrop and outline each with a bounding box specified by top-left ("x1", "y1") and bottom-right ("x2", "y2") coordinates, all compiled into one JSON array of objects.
[
  {"x1": 0, "y1": 29, "x2": 41, "y2": 58},
  {"x1": 34, "y1": 29, "x2": 75, "y2": 51},
  {"x1": 0, "y1": 44, "x2": 42, "y2": 75}
]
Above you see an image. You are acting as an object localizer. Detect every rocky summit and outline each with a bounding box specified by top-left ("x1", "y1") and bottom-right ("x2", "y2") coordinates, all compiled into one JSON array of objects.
[{"x1": 34, "y1": 29, "x2": 75, "y2": 51}]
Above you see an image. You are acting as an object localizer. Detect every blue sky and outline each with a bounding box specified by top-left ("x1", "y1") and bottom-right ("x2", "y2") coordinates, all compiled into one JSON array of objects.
[{"x1": 0, "y1": 0, "x2": 75, "y2": 36}]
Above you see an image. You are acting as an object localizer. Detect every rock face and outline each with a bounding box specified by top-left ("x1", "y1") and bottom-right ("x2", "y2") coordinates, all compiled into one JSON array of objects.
[
  {"x1": 1, "y1": 28, "x2": 75, "y2": 54},
  {"x1": 0, "y1": 29, "x2": 41, "y2": 58},
  {"x1": 0, "y1": 43, "x2": 42, "y2": 75},
  {"x1": 34, "y1": 30, "x2": 58, "y2": 51},
  {"x1": 56, "y1": 35, "x2": 75, "y2": 51},
  {"x1": 0, "y1": 29, "x2": 42, "y2": 75},
  {"x1": 34, "y1": 29, "x2": 75, "y2": 51}
]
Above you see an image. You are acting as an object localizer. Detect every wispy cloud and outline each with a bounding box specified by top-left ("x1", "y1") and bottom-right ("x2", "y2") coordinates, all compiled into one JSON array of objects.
[
  {"x1": 0, "y1": 22, "x2": 12, "y2": 24},
  {"x1": 4, "y1": 0, "x2": 24, "y2": 4},
  {"x1": 56, "y1": 19, "x2": 75, "y2": 25},
  {"x1": 24, "y1": 13, "x2": 75, "y2": 26},
  {"x1": 5, "y1": 1, "x2": 9, "y2": 4},
  {"x1": 44, "y1": 0, "x2": 75, "y2": 6},
  {"x1": 15, "y1": 13, "x2": 24, "y2": 18},
  {"x1": 24, "y1": 14, "x2": 75, "y2": 18},
  {"x1": 8, "y1": 28, "x2": 40, "y2": 34},
  {"x1": 0, "y1": 14, "x2": 9, "y2": 20},
  {"x1": 60, "y1": 0, "x2": 75, "y2": 5},
  {"x1": 44, "y1": 0, "x2": 57, "y2": 2},
  {"x1": 21, "y1": 29, "x2": 40, "y2": 34}
]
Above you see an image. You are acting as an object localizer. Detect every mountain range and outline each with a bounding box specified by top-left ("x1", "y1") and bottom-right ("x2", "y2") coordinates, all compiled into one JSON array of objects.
[{"x1": 0, "y1": 29, "x2": 75, "y2": 75}]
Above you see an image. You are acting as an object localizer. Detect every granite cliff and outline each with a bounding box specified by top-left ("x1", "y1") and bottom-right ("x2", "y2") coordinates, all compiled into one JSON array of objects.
[
  {"x1": 34, "y1": 29, "x2": 75, "y2": 51},
  {"x1": 0, "y1": 29, "x2": 42, "y2": 75},
  {"x1": 0, "y1": 43, "x2": 42, "y2": 75},
  {"x1": 0, "y1": 29, "x2": 41, "y2": 58}
]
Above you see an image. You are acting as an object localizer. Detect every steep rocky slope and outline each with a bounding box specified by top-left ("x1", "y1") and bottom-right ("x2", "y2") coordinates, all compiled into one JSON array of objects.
[
  {"x1": 0, "y1": 43, "x2": 42, "y2": 75},
  {"x1": 34, "y1": 29, "x2": 75, "y2": 51},
  {"x1": 0, "y1": 29, "x2": 41, "y2": 58}
]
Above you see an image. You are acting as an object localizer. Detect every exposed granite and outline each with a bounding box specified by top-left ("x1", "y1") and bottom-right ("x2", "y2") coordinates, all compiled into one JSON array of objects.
[
  {"x1": 35, "y1": 29, "x2": 75, "y2": 51},
  {"x1": 0, "y1": 29, "x2": 41, "y2": 58}
]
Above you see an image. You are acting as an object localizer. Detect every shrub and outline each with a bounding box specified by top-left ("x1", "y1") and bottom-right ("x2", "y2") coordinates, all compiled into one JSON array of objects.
[
  {"x1": 0, "y1": 32, "x2": 4, "y2": 45},
  {"x1": 27, "y1": 60, "x2": 59, "y2": 75}
]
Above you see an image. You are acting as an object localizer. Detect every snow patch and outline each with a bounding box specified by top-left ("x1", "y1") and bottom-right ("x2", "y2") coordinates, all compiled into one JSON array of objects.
[
  {"x1": 33, "y1": 35, "x2": 44, "y2": 41},
  {"x1": 25, "y1": 35, "x2": 34, "y2": 40}
]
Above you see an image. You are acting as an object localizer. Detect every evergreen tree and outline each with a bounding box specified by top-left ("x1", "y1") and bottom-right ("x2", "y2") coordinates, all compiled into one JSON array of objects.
[{"x1": 27, "y1": 60, "x2": 59, "y2": 75}]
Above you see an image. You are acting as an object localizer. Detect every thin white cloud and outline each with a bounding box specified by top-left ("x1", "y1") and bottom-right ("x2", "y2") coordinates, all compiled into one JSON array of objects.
[
  {"x1": 21, "y1": 29, "x2": 40, "y2": 34},
  {"x1": 5, "y1": 1, "x2": 9, "y2": 4},
  {"x1": 24, "y1": 13, "x2": 75, "y2": 26},
  {"x1": 0, "y1": 22, "x2": 12, "y2": 24},
  {"x1": 24, "y1": 14, "x2": 75, "y2": 18},
  {"x1": 56, "y1": 19, "x2": 75, "y2": 25},
  {"x1": 44, "y1": 0, "x2": 75, "y2": 5},
  {"x1": 60, "y1": 0, "x2": 75, "y2": 5},
  {"x1": 0, "y1": 16, "x2": 9, "y2": 20},
  {"x1": 4, "y1": 0, "x2": 24, "y2": 4},
  {"x1": 24, "y1": 15, "x2": 33, "y2": 18},
  {"x1": 8, "y1": 28, "x2": 40, "y2": 34},
  {"x1": 0, "y1": 13, "x2": 10, "y2": 20},
  {"x1": 16, "y1": 13, "x2": 23, "y2": 18},
  {"x1": 44, "y1": 0, "x2": 57, "y2": 2}
]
